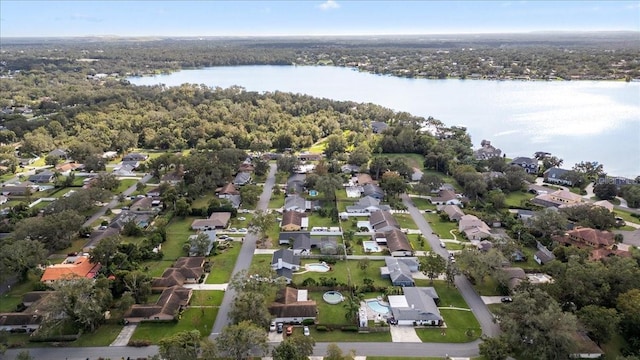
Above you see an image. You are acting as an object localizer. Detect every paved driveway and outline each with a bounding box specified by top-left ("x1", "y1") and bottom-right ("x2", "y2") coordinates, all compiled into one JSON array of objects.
[{"x1": 389, "y1": 325, "x2": 422, "y2": 342}]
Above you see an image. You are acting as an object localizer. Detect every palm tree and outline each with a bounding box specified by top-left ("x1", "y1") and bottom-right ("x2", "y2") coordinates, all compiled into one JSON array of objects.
[{"x1": 343, "y1": 293, "x2": 363, "y2": 324}]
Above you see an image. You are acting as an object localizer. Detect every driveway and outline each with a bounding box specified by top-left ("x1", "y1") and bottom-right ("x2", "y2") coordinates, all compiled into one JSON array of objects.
[
  {"x1": 389, "y1": 325, "x2": 422, "y2": 342},
  {"x1": 110, "y1": 324, "x2": 137, "y2": 346},
  {"x1": 481, "y1": 296, "x2": 506, "y2": 305}
]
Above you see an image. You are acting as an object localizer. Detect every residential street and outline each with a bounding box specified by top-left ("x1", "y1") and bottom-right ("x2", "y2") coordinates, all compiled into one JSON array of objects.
[{"x1": 210, "y1": 163, "x2": 278, "y2": 336}]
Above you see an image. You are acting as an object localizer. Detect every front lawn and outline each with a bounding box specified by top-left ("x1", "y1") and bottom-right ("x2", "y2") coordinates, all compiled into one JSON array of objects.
[
  {"x1": 408, "y1": 234, "x2": 432, "y2": 252},
  {"x1": 130, "y1": 307, "x2": 217, "y2": 343},
  {"x1": 293, "y1": 259, "x2": 390, "y2": 289},
  {"x1": 307, "y1": 327, "x2": 392, "y2": 342},
  {"x1": 268, "y1": 193, "x2": 285, "y2": 209},
  {"x1": 164, "y1": 216, "x2": 198, "y2": 260},
  {"x1": 189, "y1": 290, "x2": 224, "y2": 307},
  {"x1": 413, "y1": 280, "x2": 470, "y2": 308},
  {"x1": 70, "y1": 323, "x2": 123, "y2": 347},
  {"x1": 504, "y1": 191, "x2": 533, "y2": 208},
  {"x1": 115, "y1": 179, "x2": 138, "y2": 194},
  {"x1": 410, "y1": 197, "x2": 437, "y2": 210},
  {"x1": 415, "y1": 309, "x2": 481, "y2": 343},
  {"x1": 205, "y1": 244, "x2": 242, "y2": 284},
  {"x1": 395, "y1": 213, "x2": 418, "y2": 229},
  {"x1": 424, "y1": 213, "x2": 458, "y2": 239}
]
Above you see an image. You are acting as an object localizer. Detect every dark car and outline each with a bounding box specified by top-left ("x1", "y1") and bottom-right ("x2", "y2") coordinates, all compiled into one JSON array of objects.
[
  {"x1": 501, "y1": 296, "x2": 513, "y2": 303},
  {"x1": 276, "y1": 322, "x2": 283, "y2": 333}
]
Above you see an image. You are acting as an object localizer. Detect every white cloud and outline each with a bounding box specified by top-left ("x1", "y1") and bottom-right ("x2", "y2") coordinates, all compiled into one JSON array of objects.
[{"x1": 318, "y1": 0, "x2": 340, "y2": 10}]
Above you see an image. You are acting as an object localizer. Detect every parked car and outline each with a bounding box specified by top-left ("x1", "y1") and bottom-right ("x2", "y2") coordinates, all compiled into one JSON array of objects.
[
  {"x1": 501, "y1": 297, "x2": 513, "y2": 303},
  {"x1": 286, "y1": 325, "x2": 293, "y2": 336},
  {"x1": 269, "y1": 321, "x2": 277, "y2": 332},
  {"x1": 276, "y1": 322, "x2": 283, "y2": 333},
  {"x1": 303, "y1": 326, "x2": 310, "y2": 336},
  {"x1": 440, "y1": 241, "x2": 446, "y2": 248}
]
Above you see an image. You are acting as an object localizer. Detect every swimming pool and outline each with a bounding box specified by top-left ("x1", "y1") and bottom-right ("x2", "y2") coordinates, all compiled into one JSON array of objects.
[
  {"x1": 309, "y1": 190, "x2": 318, "y2": 197},
  {"x1": 366, "y1": 300, "x2": 390, "y2": 314},
  {"x1": 323, "y1": 291, "x2": 344, "y2": 304},
  {"x1": 362, "y1": 241, "x2": 381, "y2": 252},
  {"x1": 306, "y1": 262, "x2": 330, "y2": 272}
]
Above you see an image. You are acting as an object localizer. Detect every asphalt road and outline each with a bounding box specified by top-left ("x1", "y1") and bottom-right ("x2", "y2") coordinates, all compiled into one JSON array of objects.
[{"x1": 210, "y1": 163, "x2": 278, "y2": 336}]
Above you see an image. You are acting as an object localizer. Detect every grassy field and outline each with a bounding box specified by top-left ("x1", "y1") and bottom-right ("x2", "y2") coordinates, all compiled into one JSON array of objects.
[
  {"x1": 268, "y1": 193, "x2": 285, "y2": 209},
  {"x1": 408, "y1": 234, "x2": 432, "y2": 252},
  {"x1": 410, "y1": 197, "x2": 437, "y2": 210},
  {"x1": 504, "y1": 191, "x2": 534, "y2": 208},
  {"x1": 382, "y1": 153, "x2": 425, "y2": 171},
  {"x1": 164, "y1": 216, "x2": 197, "y2": 260},
  {"x1": 308, "y1": 213, "x2": 340, "y2": 228},
  {"x1": 115, "y1": 179, "x2": 138, "y2": 194},
  {"x1": 70, "y1": 323, "x2": 123, "y2": 347},
  {"x1": 415, "y1": 309, "x2": 481, "y2": 343},
  {"x1": 424, "y1": 213, "x2": 458, "y2": 239},
  {"x1": 613, "y1": 208, "x2": 640, "y2": 226},
  {"x1": 130, "y1": 307, "x2": 217, "y2": 343},
  {"x1": 191, "y1": 194, "x2": 214, "y2": 209},
  {"x1": 395, "y1": 213, "x2": 418, "y2": 229},
  {"x1": 205, "y1": 244, "x2": 242, "y2": 284},
  {"x1": 189, "y1": 290, "x2": 224, "y2": 306},
  {"x1": 250, "y1": 254, "x2": 274, "y2": 273},
  {"x1": 294, "y1": 259, "x2": 390, "y2": 289}
]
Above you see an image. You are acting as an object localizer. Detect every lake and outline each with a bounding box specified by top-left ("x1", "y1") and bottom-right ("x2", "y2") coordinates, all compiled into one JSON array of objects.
[{"x1": 128, "y1": 66, "x2": 640, "y2": 178}]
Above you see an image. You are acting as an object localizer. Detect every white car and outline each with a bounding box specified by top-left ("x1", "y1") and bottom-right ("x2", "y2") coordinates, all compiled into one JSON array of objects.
[
  {"x1": 303, "y1": 326, "x2": 310, "y2": 336},
  {"x1": 238, "y1": 217, "x2": 246, "y2": 221},
  {"x1": 269, "y1": 321, "x2": 277, "y2": 332}
]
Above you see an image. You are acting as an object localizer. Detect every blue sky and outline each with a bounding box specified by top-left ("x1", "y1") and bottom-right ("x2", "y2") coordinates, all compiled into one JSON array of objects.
[{"x1": 1, "y1": 1, "x2": 638, "y2": 37}]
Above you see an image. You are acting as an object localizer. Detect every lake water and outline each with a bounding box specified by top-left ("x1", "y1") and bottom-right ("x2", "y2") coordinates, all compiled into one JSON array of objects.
[{"x1": 128, "y1": 66, "x2": 640, "y2": 178}]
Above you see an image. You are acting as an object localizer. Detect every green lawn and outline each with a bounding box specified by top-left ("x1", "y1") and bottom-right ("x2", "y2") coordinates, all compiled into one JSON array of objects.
[
  {"x1": 424, "y1": 213, "x2": 458, "y2": 239},
  {"x1": 306, "y1": 327, "x2": 392, "y2": 342},
  {"x1": 467, "y1": 276, "x2": 502, "y2": 296},
  {"x1": 130, "y1": 307, "x2": 217, "y2": 343},
  {"x1": 368, "y1": 357, "x2": 445, "y2": 360},
  {"x1": 309, "y1": 291, "x2": 350, "y2": 325},
  {"x1": 250, "y1": 254, "x2": 274, "y2": 273},
  {"x1": 294, "y1": 259, "x2": 390, "y2": 289},
  {"x1": 415, "y1": 309, "x2": 481, "y2": 343},
  {"x1": 306, "y1": 137, "x2": 329, "y2": 153},
  {"x1": 191, "y1": 194, "x2": 214, "y2": 209},
  {"x1": 504, "y1": 191, "x2": 534, "y2": 208},
  {"x1": 308, "y1": 213, "x2": 340, "y2": 228},
  {"x1": 0, "y1": 293, "x2": 23, "y2": 312},
  {"x1": 413, "y1": 280, "x2": 470, "y2": 308},
  {"x1": 115, "y1": 179, "x2": 138, "y2": 194},
  {"x1": 395, "y1": 213, "x2": 418, "y2": 229},
  {"x1": 70, "y1": 323, "x2": 123, "y2": 347},
  {"x1": 382, "y1": 153, "x2": 425, "y2": 171},
  {"x1": 189, "y1": 290, "x2": 224, "y2": 306},
  {"x1": 268, "y1": 193, "x2": 285, "y2": 209},
  {"x1": 229, "y1": 213, "x2": 253, "y2": 228},
  {"x1": 164, "y1": 216, "x2": 198, "y2": 260},
  {"x1": 613, "y1": 208, "x2": 640, "y2": 226},
  {"x1": 408, "y1": 234, "x2": 432, "y2": 252},
  {"x1": 410, "y1": 197, "x2": 437, "y2": 210},
  {"x1": 205, "y1": 244, "x2": 242, "y2": 284}
]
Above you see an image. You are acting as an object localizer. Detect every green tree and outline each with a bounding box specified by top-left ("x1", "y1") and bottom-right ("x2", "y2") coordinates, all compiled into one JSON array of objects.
[
  {"x1": 240, "y1": 184, "x2": 262, "y2": 208},
  {"x1": 315, "y1": 174, "x2": 342, "y2": 202},
  {"x1": 189, "y1": 232, "x2": 212, "y2": 257},
  {"x1": 158, "y1": 330, "x2": 201, "y2": 360},
  {"x1": 94, "y1": 172, "x2": 120, "y2": 191},
  {"x1": 529, "y1": 208, "x2": 567, "y2": 239},
  {"x1": 15, "y1": 350, "x2": 34, "y2": 360},
  {"x1": 89, "y1": 235, "x2": 121, "y2": 271},
  {"x1": 593, "y1": 183, "x2": 618, "y2": 200},
  {"x1": 420, "y1": 253, "x2": 446, "y2": 284},
  {"x1": 357, "y1": 258, "x2": 370, "y2": 272},
  {"x1": 379, "y1": 171, "x2": 407, "y2": 198},
  {"x1": 272, "y1": 333, "x2": 315, "y2": 360},
  {"x1": 0, "y1": 239, "x2": 47, "y2": 281},
  {"x1": 617, "y1": 289, "x2": 640, "y2": 352},
  {"x1": 348, "y1": 144, "x2": 371, "y2": 166},
  {"x1": 577, "y1": 305, "x2": 621, "y2": 345},
  {"x1": 620, "y1": 184, "x2": 640, "y2": 208},
  {"x1": 342, "y1": 294, "x2": 362, "y2": 324},
  {"x1": 217, "y1": 320, "x2": 268, "y2": 360},
  {"x1": 175, "y1": 198, "x2": 191, "y2": 217},
  {"x1": 479, "y1": 335, "x2": 511, "y2": 360},
  {"x1": 324, "y1": 343, "x2": 356, "y2": 360},
  {"x1": 228, "y1": 291, "x2": 271, "y2": 329},
  {"x1": 123, "y1": 270, "x2": 152, "y2": 304},
  {"x1": 277, "y1": 155, "x2": 300, "y2": 174},
  {"x1": 248, "y1": 210, "x2": 276, "y2": 241},
  {"x1": 324, "y1": 134, "x2": 347, "y2": 159}
]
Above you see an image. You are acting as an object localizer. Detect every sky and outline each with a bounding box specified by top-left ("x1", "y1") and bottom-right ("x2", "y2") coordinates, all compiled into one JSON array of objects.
[{"x1": 1, "y1": 1, "x2": 639, "y2": 37}]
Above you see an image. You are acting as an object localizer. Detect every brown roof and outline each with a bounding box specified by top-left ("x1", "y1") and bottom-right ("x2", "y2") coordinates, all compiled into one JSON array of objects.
[
  {"x1": 432, "y1": 189, "x2": 457, "y2": 202},
  {"x1": 357, "y1": 173, "x2": 373, "y2": 185},
  {"x1": 40, "y1": 256, "x2": 101, "y2": 282},
  {"x1": 370, "y1": 210, "x2": 399, "y2": 229},
  {"x1": 269, "y1": 287, "x2": 317, "y2": 318},
  {"x1": 568, "y1": 227, "x2": 615, "y2": 247},
  {"x1": 152, "y1": 257, "x2": 205, "y2": 289},
  {"x1": 174, "y1": 256, "x2": 205, "y2": 268},
  {"x1": 385, "y1": 228, "x2": 412, "y2": 253},
  {"x1": 126, "y1": 286, "x2": 192, "y2": 320},
  {"x1": 218, "y1": 183, "x2": 239, "y2": 195},
  {"x1": 282, "y1": 210, "x2": 305, "y2": 227},
  {"x1": 208, "y1": 212, "x2": 231, "y2": 227},
  {"x1": 22, "y1": 291, "x2": 54, "y2": 305},
  {"x1": 0, "y1": 313, "x2": 42, "y2": 326},
  {"x1": 55, "y1": 162, "x2": 82, "y2": 172}
]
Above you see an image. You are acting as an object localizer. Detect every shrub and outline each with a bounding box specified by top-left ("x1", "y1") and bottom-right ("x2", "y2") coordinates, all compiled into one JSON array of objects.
[
  {"x1": 316, "y1": 325, "x2": 328, "y2": 332},
  {"x1": 128, "y1": 339, "x2": 152, "y2": 347},
  {"x1": 302, "y1": 318, "x2": 315, "y2": 325},
  {"x1": 341, "y1": 325, "x2": 359, "y2": 332}
]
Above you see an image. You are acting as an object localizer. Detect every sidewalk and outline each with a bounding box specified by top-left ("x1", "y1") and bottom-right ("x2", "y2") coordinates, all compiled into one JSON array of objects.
[
  {"x1": 183, "y1": 283, "x2": 228, "y2": 290},
  {"x1": 110, "y1": 324, "x2": 137, "y2": 346}
]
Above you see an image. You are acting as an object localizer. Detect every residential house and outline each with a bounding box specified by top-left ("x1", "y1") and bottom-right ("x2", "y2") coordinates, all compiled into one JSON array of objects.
[
  {"x1": 516, "y1": 209, "x2": 536, "y2": 223},
  {"x1": 510, "y1": 157, "x2": 539, "y2": 174},
  {"x1": 278, "y1": 231, "x2": 310, "y2": 246},
  {"x1": 346, "y1": 196, "x2": 391, "y2": 214},
  {"x1": 286, "y1": 174, "x2": 306, "y2": 195},
  {"x1": 271, "y1": 249, "x2": 301, "y2": 283},
  {"x1": 190, "y1": 212, "x2": 231, "y2": 231},
  {"x1": 534, "y1": 241, "x2": 556, "y2": 265},
  {"x1": 388, "y1": 287, "x2": 442, "y2": 326},
  {"x1": 161, "y1": 171, "x2": 184, "y2": 185},
  {"x1": 280, "y1": 210, "x2": 309, "y2": 231},
  {"x1": 188, "y1": 231, "x2": 216, "y2": 256},
  {"x1": 442, "y1": 204, "x2": 465, "y2": 222},
  {"x1": 371, "y1": 121, "x2": 389, "y2": 134},
  {"x1": 151, "y1": 257, "x2": 205, "y2": 291},
  {"x1": 458, "y1": 215, "x2": 492, "y2": 240},
  {"x1": 55, "y1": 162, "x2": 83, "y2": 176},
  {"x1": 593, "y1": 200, "x2": 614, "y2": 212},
  {"x1": 597, "y1": 175, "x2": 637, "y2": 189},
  {"x1": 284, "y1": 194, "x2": 313, "y2": 212},
  {"x1": 502, "y1": 267, "x2": 526, "y2": 291},
  {"x1": 28, "y1": 171, "x2": 55, "y2": 183},
  {"x1": 543, "y1": 168, "x2": 573, "y2": 186},
  {"x1": 122, "y1": 152, "x2": 148, "y2": 162},
  {"x1": 341, "y1": 164, "x2": 360, "y2": 174},
  {"x1": 380, "y1": 257, "x2": 419, "y2": 287},
  {"x1": 570, "y1": 331, "x2": 605, "y2": 359},
  {"x1": 233, "y1": 171, "x2": 252, "y2": 186},
  {"x1": 217, "y1": 183, "x2": 239, "y2": 197},
  {"x1": 40, "y1": 255, "x2": 102, "y2": 283},
  {"x1": 124, "y1": 286, "x2": 192, "y2": 323},
  {"x1": 268, "y1": 287, "x2": 317, "y2": 324},
  {"x1": 474, "y1": 140, "x2": 502, "y2": 160},
  {"x1": 356, "y1": 173, "x2": 374, "y2": 185},
  {"x1": 429, "y1": 189, "x2": 462, "y2": 206},
  {"x1": 383, "y1": 229, "x2": 414, "y2": 257},
  {"x1": 0, "y1": 292, "x2": 53, "y2": 332},
  {"x1": 362, "y1": 183, "x2": 384, "y2": 200},
  {"x1": 297, "y1": 153, "x2": 323, "y2": 162},
  {"x1": 113, "y1": 164, "x2": 136, "y2": 176},
  {"x1": 553, "y1": 227, "x2": 631, "y2": 260},
  {"x1": 411, "y1": 168, "x2": 423, "y2": 182},
  {"x1": 1, "y1": 184, "x2": 34, "y2": 196},
  {"x1": 0, "y1": 195, "x2": 7, "y2": 205},
  {"x1": 369, "y1": 210, "x2": 400, "y2": 232},
  {"x1": 47, "y1": 148, "x2": 68, "y2": 160},
  {"x1": 532, "y1": 189, "x2": 583, "y2": 208},
  {"x1": 110, "y1": 211, "x2": 153, "y2": 230},
  {"x1": 238, "y1": 162, "x2": 254, "y2": 173},
  {"x1": 477, "y1": 240, "x2": 494, "y2": 252}
]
